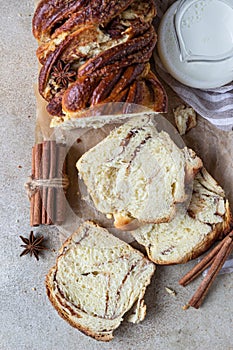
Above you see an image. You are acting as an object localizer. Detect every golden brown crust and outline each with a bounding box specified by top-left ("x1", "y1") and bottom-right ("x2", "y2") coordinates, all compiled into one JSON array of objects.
[
  {"x1": 148, "y1": 200, "x2": 233, "y2": 265},
  {"x1": 33, "y1": 0, "x2": 138, "y2": 42},
  {"x1": 103, "y1": 63, "x2": 149, "y2": 101},
  {"x1": 45, "y1": 269, "x2": 113, "y2": 342},
  {"x1": 38, "y1": 25, "x2": 96, "y2": 97},
  {"x1": 122, "y1": 71, "x2": 168, "y2": 113},
  {"x1": 45, "y1": 221, "x2": 115, "y2": 341},
  {"x1": 33, "y1": 0, "x2": 167, "y2": 119},
  {"x1": 62, "y1": 75, "x2": 99, "y2": 113},
  {"x1": 113, "y1": 214, "x2": 134, "y2": 229},
  {"x1": 90, "y1": 70, "x2": 123, "y2": 105},
  {"x1": 32, "y1": 0, "x2": 85, "y2": 41},
  {"x1": 61, "y1": 66, "x2": 168, "y2": 117},
  {"x1": 46, "y1": 93, "x2": 64, "y2": 116},
  {"x1": 144, "y1": 71, "x2": 168, "y2": 113},
  {"x1": 50, "y1": 0, "x2": 141, "y2": 40},
  {"x1": 113, "y1": 203, "x2": 177, "y2": 230},
  {"x1": 77, "y1": 26, "x2": 157, "y2": 78},
  {"x1": 38, "y1": 24, "x2": 156, "y2": 91},
  {"x1": 45, "y1": 221, "x2": 155, "y2": 341}
]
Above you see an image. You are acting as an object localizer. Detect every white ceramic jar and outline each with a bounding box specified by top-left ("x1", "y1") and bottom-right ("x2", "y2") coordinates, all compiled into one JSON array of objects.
[{"x1": 157, "y1": 0, "x2": 233, "y2": 89}]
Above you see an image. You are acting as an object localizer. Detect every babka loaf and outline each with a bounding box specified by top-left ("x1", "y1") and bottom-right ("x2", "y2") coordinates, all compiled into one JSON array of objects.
[
  {"x1": 46, "y1": 221, "x2": 155, "y2": 341},
  {"x1": 131, "y1": 168, "x2": 232, "y2": 264},
  {"x1": 76, "y1": 116, "x2": 202, "y2": 229},
  {"x1": 32, "y1": 0, "x2": 167, "y2": 123}
]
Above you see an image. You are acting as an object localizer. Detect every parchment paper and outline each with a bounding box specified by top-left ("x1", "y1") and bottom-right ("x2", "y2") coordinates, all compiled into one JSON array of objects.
[
  {"x1": 33, "y1": 0, "x2": 233, "y2": 272},
  {"x1": 35, "y1": 84, "x2": 233, "y2": 247},
  {"x1": 35, "y1": 94, "x2": 188, "y2": 243}
]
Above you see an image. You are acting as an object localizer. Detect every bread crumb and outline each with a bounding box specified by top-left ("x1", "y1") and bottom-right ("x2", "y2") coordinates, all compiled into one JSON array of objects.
[
  {"x1": 173, "y1": 105, "x2": 197, "y2": 135},
  {"x1": 165, "y1": 287, "x2": 177, "y2": 296},
  {"x1": 182, "y1": 304, "x2": 190, "y2": 310}
]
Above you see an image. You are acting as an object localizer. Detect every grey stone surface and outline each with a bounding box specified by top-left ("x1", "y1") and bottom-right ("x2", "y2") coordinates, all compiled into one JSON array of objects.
[{"x1": 0, "y1": 1, "x2": 232, "y2": 349}]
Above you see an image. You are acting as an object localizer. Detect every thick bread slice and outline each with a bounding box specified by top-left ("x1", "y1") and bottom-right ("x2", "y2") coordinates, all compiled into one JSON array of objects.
[
  {"x1": 76, "y1": 115, "x2": 202, "y2": 228},
  {"x1": 131, "y1": 168, "x2": 232, "y2": 264},
  {"x1": 46, "y1": 221, "x2": 155, "y2": 341}
]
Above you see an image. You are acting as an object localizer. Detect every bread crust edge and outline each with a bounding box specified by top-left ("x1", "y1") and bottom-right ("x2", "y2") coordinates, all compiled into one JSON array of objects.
[
  {"x1": 146, "y1": 200, "x2": 233, "y2": 265},
  {"x1": 45, "y1": 268, "x2": 114, "y2": 342},
  {"x1": 45, "y1": 222, "x2": 116, "y2": 342},
  {"x1": 45, "y1": 221, "x2": 155, "y2": 341}
]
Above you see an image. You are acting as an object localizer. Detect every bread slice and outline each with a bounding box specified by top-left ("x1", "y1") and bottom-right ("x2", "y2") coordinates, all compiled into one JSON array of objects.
[
  {"x1": 46, "y1": 221, "x2": 155, "y2": 341},
  {"x1": 131, "y1": 168, "x2": 232, "y2": 264},
  {"x1": 76, "y1": 115, "x2": 202, "y2": 229}
]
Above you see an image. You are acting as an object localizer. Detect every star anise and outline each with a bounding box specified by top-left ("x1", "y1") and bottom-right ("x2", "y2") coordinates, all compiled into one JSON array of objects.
[
  {"x1": 20, "y1": 231, "x2": 48, "y2": 261},
  {"x1": 51, "y1": 60, "x2": 77, "y2": 88}
]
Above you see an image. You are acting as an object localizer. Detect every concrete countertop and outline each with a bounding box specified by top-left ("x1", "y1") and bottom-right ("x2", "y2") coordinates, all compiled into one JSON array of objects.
[{"x1": 0, "y1": 1, "x2": 232, "y2": 349}]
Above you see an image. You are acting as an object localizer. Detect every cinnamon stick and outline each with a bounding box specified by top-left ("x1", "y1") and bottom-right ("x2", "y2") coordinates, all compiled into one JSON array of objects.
[
  {"x1": 32, "y1": 143, "x2": 42, "y2": 226},
  {"x1": 30, "y1": 146, "x2": 36, "y2": 226},
  {"x1": 29, "y1": 140, "x2": 68, "y2": 226},
  {"x1": 46, "y1": 141, "x2": 57, "y2": 224},
  {"x1": 180, "y1": 230, "x2": 233, "y2": 309},
  {"x1": 55, "y1": 144, "x2": 67, "y2": 225},
  {"x1": 188, "y1": 235, "x2": 233, "y2": 309},
  {"x1": 41, "y1": 141, "x2": 50, "y2": 224},
  {"x1": 179, "y1": 236, "x2": 228, "y2": 286}
]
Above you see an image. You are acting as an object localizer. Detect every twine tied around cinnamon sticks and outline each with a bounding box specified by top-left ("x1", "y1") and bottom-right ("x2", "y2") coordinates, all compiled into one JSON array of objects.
[
  {"x1": 26, "y1": 140, "x2": 69, "y2": 226},
  {"x1": 25, "y1": 176, "x2": 69, "y2": 199}
]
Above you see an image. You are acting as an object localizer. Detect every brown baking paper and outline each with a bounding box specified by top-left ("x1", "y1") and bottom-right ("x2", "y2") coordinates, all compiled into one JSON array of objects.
[
  {"x1": 31, "y1": 0, "x2": 233, "y2": 280},
  {"x1": 35, "y1": 90, "x2": 190, "y2": 242},
  {"x1": 35, "y1": 84, "x2": 233, "y2": 242}
]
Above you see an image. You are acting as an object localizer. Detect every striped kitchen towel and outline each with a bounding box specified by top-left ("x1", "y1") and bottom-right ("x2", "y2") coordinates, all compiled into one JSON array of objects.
[{"x1": 154, "y1": 0, "x2": 233, "y2": 131}]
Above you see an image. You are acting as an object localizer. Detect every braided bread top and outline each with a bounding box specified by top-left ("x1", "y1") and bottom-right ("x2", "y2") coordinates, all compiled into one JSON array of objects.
[{"x1": 33, "y1": 0, "x2": 167, "y2": 122}]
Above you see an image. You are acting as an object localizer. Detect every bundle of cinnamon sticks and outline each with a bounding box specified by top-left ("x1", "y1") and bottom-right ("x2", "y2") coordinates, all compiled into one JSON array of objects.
[
  {"x1": 29, "y1": 140, "x2": 69, "y2": 226},
  {"x1": 179, "y1": 230, "x2": 233, "y2": 309}
]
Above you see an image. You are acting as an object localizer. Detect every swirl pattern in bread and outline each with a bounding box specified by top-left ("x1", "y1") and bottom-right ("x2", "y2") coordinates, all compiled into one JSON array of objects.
[
  {"x1": 46, "y1": 221, "x2": 155, "y2": 341},
  {"x1": 132, "y1": 168, "x2": 232, "y2": 264},
  {"x1": 76, "y1": 116, "x2": 202, "y2": 228},
  {"x1": 32, "y1": 0, "x2": 167, "y2": 123}
]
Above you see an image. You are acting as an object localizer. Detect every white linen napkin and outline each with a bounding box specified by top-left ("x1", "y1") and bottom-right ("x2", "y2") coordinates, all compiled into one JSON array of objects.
[{"x1": 154, "y1": 0, "x2": 233, "y2": 131}]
